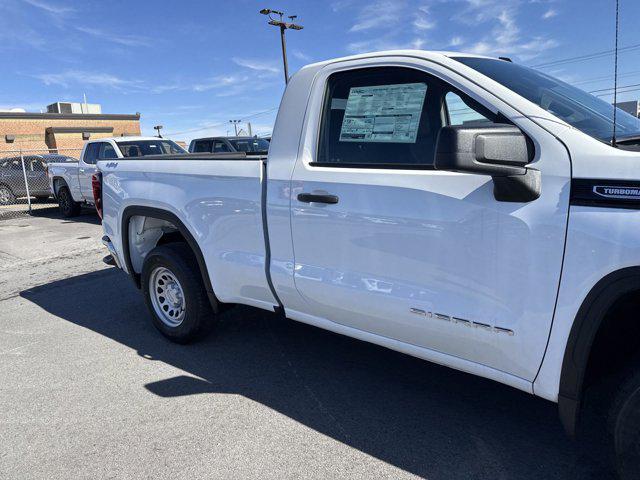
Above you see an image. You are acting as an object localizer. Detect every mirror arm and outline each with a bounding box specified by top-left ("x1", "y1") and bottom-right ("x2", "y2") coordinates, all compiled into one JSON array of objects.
[{"x1": 492, "y1": 168, "x2": 541, "y2": 202}]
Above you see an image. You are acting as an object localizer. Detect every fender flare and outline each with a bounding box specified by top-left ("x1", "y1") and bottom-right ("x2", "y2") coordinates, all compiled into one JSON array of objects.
[
  {"x1": 120, "y1": 205, "x2": 219, "y2": 312},
  {"x1": 51, "y1": 176, "x2": 68, "y2": 197},
  {"x1": 558, "y1": 266, "x2": 640, "y2": 436}
]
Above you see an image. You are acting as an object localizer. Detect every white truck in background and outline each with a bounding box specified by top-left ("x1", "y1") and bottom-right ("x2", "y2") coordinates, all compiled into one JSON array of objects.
[
  {"x1": 47, "y1": 136, "x2": 185, "y2": 217},
  {"x1": 96, "y1": 51, "x2": 640, "y2": 478}
]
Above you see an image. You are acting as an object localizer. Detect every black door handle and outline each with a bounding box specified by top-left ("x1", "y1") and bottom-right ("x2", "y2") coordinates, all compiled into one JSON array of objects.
[{"x1": 297, "y1": 193, "x2": 339, "y2": 204}]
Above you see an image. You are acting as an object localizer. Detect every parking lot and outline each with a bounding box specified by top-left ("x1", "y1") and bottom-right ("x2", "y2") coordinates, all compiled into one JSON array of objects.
[{"x1": 0, "y1": 212, "x2": 615, "y2": 479}]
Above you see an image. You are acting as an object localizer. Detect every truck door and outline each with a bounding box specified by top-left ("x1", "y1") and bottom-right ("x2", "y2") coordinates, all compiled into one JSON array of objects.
[
  {"x1": 79, "y1": 143, "x2": 99, "y2": 200},
  {"x1": 288, "y1": 62, "x2": 571, "y2": 382},
  {"x1": 80, "y1": 142, "x2": 117, "y2": 201}
]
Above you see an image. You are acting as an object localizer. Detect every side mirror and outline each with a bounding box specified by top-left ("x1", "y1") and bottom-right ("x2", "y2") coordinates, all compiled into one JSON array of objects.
[{"x1": 434, "y1": 124, "x2": 540, "y2": 202}]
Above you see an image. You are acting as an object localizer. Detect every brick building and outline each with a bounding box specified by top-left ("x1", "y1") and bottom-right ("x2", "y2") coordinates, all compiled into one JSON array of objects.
[{"x1": 0, "y1": 109, "x2": 141, "y2": 154}]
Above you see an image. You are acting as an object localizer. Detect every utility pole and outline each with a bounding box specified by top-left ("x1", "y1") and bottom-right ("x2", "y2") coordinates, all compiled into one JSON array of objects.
[
  {"x1": 154, "y1": 125, "x2": 163, "y2": 138},
  {"x1": 259, "y1": 8, "x2": 303, "y2": 84},
  {"x1": 229, "y1": 119, "x2": 241, "y2": 136}
]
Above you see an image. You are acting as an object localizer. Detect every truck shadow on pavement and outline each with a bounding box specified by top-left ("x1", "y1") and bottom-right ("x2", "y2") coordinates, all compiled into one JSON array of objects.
[
  {"x1": 20, "y1": 268, "x2": 613, "y2": 480},
  {"x1": 30, "y1": 207, "x2": 100, "y2": 225}
]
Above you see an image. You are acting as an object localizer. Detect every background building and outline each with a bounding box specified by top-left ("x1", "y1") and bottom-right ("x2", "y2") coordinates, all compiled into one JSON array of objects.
[{"x1": 0, "y1": 102, "x2": 141, "y2": 153}]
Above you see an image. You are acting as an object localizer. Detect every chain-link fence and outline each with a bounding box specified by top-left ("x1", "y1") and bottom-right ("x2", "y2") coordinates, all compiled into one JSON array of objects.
[{"x1": 0, "y1": 148, "x2": 82, "y2": 220}]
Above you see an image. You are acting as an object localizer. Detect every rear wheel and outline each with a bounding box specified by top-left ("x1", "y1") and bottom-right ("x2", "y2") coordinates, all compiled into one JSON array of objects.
[
  {"x1": 141, "y1": 243, "x2": 216, "y2": 343},
  {"x1": 57, "y1": 186, "x2": 80, "y2": 217},
  {"x1": 610, "y1": 360, "x2": 640, "y2": 480},
  {"x1": 0, "y1": 185, "x2": 16, "y2": 205}
]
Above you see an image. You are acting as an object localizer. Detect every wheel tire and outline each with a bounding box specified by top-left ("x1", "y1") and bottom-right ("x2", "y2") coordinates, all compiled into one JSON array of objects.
[
  {"x1": 57, "y1": 186, "x2": 81, "y2": 217},
  {"x1": 141, "y1": 243, "x2": 216, "y2": 344},
  {"x1": 0, "y1": 185, "x2": 16, "y2": 205},
  {"x1": 609, "y1": 360, "x2": 640, "y2": 480}
]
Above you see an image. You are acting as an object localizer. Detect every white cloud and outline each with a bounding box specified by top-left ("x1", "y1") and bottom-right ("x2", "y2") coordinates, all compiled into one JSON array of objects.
[
  {"x1": 450, "y1": 36, "x2": 464, "y2": 47},
  {"x1": 193, "y1": 75, "x2": 248, "y2": 92},
  {"x1": 22, "y1": 0, "x2": 74, "y2": 15},
  {"x1": 458, "y1": 0, "x2": 558, "y2": 61},
  {"x1": 349, "y1": 0, "x2": 404, "y2": 32},
  {"x1": 542, "y1": 9, "x2": 557, "y2": 19},
  {"x1": 31, "y1": 70, "x2": 141, "y2": 90},
  {"x1": 76, "y1": 27, "x2": 151, "y2": 47},
  {"x1": 292, "y1": 49, "x2": 312, "y2": 62},
  {"x1": 232, "y1": 57, "x2": 280, "y2": 74},
  {"x1": 347, "y1": 35, "x2": 426, "y2": 54},
  {"x1": 413, "y1": 4, "x2": 435, "y2": 30}
]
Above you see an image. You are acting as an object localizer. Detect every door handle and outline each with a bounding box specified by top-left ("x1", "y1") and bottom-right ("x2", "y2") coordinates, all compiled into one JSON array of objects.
[{"x1": 297, "y1": 193, "x2": 339, "y2": 204}]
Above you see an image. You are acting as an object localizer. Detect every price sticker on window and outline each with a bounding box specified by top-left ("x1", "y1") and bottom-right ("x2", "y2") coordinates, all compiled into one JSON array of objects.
[{"x1": 339, "y1": 83, "x2": 427, "y2": 143}]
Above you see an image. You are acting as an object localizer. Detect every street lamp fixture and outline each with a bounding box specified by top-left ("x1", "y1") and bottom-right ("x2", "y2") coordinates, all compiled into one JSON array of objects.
[
  {"x1": 259, "y1": 7, "x2": 303, "y2": 84},
  {"x1": 154, "y1": 125, "x2": 163, "y2": 138}
]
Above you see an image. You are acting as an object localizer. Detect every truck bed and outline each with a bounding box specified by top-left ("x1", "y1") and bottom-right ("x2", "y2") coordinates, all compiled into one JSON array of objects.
[{"x1": 99, "y1": 152, "x2": 276, "y2": 311}]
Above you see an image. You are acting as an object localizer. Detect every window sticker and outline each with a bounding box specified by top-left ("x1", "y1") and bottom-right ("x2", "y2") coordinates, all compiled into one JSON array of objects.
[{"x1": 339, "y1": 83, "x2": 427, "y2": 143}]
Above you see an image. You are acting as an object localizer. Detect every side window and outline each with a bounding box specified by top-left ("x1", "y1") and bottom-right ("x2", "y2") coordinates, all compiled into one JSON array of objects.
[
  {"x1": 83, "y1": 143, "x2": 100, "y2": 165},
  {"x1": 445, "y1": 92, "x2": 495, "y2": 126},
  {"x1": 31, "y1": 160, "x2": 45, "y2": 171},
  {"x1": 213, "y1": 141, "x2": 231, "y2": 153},
  {"x1": 193, "y1": 140, "x2": 212, "y2": 153},
  {"x1": 317, "y1": 67, "x2": 438, "y2": 167},
  {"x1": 98, "y1": 143, "x2": 118, "y2": 159}
]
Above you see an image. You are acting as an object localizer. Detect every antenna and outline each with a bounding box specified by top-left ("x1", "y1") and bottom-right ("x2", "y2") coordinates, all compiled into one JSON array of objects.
[{"x1": 612, "y1": 0, "x2": 620, "y2": 147}]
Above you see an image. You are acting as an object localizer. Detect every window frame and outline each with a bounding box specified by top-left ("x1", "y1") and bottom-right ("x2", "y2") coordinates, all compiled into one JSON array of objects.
[
  {"x1": 302, "y1": 59, "x2": 512, "y2": 173},
  {"x1": 193, "y1": 139, "x2": 213, "y2": 153},
  {"x1": 83, "y1": 143, "x2": 100, "y2": 165},
  {"x1": 97, "y1": 142, "x2": 118, "y2": 160},
  {"x1": 313, "y1": 67, "x2": 440, "y2": 171},
  {"x1": 213, "y1": 140, "x2": 231, "y2": 153}
]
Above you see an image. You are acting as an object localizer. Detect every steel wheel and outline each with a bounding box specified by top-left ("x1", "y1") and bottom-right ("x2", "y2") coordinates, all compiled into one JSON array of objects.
[
  {"x1": 149, "y1": 266, "x2": 186, "y2": 327},
  {"x1": 0, "y1": 185, "x2": 15, "y2": 205}
]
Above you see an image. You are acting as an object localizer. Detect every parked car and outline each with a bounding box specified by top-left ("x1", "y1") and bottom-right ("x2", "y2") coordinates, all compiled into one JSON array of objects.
[
  {"x1": 47, "y1": 136, "x2": 186, "y2": 217},
  {"x1": 188, "y1": 136, "x2": 269, "y2": 154},
  {"x1": 97, "y1": 51, "x2": 640, "y2": 479},
  {"x1": 0, "y1": 154, "x2": 71, "y2": 205}
]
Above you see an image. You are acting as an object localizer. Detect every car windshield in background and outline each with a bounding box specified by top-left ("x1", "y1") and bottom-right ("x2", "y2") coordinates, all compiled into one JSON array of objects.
[
  {"x1": 118, "y1": 140, "x2": 186, "y2": 157},
  {"x1": 453, "y1": 57, "x2": 640, "y2": 144},
  {"x1": 228, "y1": 138, "x2": 270, "y2": 152}
]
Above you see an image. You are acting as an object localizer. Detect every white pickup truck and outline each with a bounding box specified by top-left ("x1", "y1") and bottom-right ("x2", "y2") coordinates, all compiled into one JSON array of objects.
[
  {"x1": 47, "y1": 136, "x2": 185, "y2": 217},
  {"x1": 96, "y1": 51, "x2": 640, "y2": 477}
]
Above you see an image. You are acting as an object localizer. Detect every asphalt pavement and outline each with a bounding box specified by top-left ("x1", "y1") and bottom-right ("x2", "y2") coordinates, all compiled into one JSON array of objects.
[{"x1": 0, "y1": 212, "x2": 614, "y2": 479}]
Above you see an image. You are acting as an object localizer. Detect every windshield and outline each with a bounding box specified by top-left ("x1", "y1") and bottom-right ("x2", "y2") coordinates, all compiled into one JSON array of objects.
[
  {"x1": 117, "y1": 140, "x2": 186, "y2": 157},
  {"x1": 228, "y1": 138, "x2": 270, "y2": 153},
  {"x1": 453, "y1": 57, "x2": 640, "y2": 144}
]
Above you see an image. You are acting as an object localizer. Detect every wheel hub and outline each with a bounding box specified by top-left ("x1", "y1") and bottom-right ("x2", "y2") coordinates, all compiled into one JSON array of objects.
[{"x1": 149, "y1": 267, "x2": 186, "y2": 327}]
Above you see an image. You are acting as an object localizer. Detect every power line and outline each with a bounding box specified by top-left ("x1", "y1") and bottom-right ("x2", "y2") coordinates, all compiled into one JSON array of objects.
[
  {"x1": 530, "y1": 42, "x2": 640, "y2": 69},
  {"x1": 589, "y1": 82, "x2": 640, "y2": 94},
  {"x1": 595, "y1": 86, "x2": 640, "y2": 98},
  {"x1": 164, "y1": 107, "x2": 278, "y2": 136},
  {"x1": 572, "y1": 69, "x2": 640, "y2": 86}
]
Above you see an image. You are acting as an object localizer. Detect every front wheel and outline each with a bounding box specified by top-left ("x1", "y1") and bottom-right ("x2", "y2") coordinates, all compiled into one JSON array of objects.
[
  {"x1": 141, "y1": 243, "x2": 216, "y2": 343},
  {"x1": 610, "y1": 361, "x2": 640, "y2": 480},
  {"x1": 57, "y1": 186, "x2": 81, "y2": 217}
]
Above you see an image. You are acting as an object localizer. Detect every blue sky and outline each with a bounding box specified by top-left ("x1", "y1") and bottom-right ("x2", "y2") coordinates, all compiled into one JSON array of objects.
[{"x1": 1, "y1": 0, "x2": 639, "y2": 142}]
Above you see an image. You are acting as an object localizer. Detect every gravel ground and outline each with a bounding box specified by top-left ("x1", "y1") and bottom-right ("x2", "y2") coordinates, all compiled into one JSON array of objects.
[{"x1": 0, "y1": 212, "x2": 614, "y2": 479}]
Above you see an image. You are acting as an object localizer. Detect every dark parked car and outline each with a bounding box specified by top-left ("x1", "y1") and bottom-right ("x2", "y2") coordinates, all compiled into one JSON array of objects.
[
  {"x1": 188, "y1": 136, "x2": 270, "y2": 154},
  {"x1": 0, "y1": 154, "x2": 74, "y2": 205}
]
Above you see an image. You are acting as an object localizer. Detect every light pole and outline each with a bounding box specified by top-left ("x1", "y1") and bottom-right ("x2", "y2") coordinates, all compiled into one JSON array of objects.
[
  {"x1": 259, "y1": 8, "x2": 303, "y2": 84},
  {"x1": 154, "y1": 125, "x2": 163, "y2": 138},
  {"x1": 229, "y1": 119, "x2": 241, "y2": 136}
]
